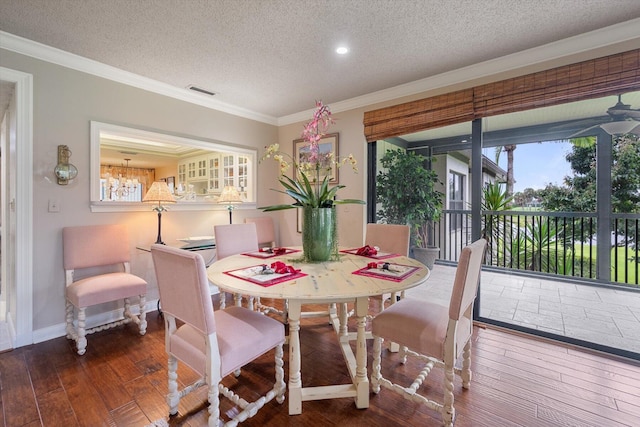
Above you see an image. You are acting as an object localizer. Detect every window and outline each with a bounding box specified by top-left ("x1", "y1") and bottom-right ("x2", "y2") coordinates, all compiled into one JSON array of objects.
[{"x1": 449, "y1": 171, "x2": 464, "y2": 229}]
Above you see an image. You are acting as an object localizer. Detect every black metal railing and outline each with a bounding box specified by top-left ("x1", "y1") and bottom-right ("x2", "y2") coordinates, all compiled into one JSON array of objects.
[{"x1": 431, "y1": 210, "x2": 639, "y2": 287}]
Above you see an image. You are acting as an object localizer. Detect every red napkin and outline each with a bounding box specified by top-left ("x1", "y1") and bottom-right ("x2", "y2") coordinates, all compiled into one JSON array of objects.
[
  {"x1": 271, "y1": 261, "x2": 300, "y2": 274},
  {"x1": 259, "y1": 247, "x2": 288, "y2": 255},
  {"x1": 356, "y1": 245, "x2": 378, "y2": 256}
]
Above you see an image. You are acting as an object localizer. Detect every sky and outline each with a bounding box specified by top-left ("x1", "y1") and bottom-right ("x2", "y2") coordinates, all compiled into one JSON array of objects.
[{"x1": 486, "y1": 141, "x2": 574, "y2": 193}]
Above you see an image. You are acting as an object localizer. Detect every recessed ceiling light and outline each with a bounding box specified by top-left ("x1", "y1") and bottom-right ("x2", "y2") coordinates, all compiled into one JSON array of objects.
[{"x1": 336, "y1": 46, "x2": 349, "y2": 55}]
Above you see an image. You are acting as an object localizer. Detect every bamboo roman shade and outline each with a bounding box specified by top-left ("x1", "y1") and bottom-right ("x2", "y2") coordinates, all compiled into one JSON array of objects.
[{"x1": 364, "y1": 48, "x2": 640, "y2": 142}]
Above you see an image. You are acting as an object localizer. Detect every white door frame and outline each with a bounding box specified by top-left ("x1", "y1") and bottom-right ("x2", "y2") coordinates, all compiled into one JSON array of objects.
[{"x1": 0, "y1": 67, "x2": 33, "y2": 347}]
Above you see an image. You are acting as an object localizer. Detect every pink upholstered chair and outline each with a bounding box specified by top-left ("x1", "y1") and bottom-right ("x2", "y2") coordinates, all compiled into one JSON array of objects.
[
  {"x1": 371, "y1": 238, "x2": 487, "y2": 427},
  {"x1": 150, "y1": 244, "x2": 285, "y2": 426},
  {"x1": 214, "y1": 223, "x2": 259, "y2": 309},
  {"x1": 62, "y1": 224, "x2": 147, "y2": 355},
  {"x1": 365, "y1": 223, "x2": 411, "y2": 306},
  {"x1": 245, "y1": 216, "x2": 276, "y2": 248}
]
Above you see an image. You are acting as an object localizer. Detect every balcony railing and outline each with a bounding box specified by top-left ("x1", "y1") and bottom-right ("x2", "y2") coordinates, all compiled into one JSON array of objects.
[{"x1": 430, "y1": 210, "x2": 639, "y2": 287}]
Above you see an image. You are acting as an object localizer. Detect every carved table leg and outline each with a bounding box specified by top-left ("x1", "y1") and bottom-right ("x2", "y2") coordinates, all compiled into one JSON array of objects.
[
  {"x1": 354, "y1": 296, "x2": 370, "y2": 409},
  {"x1": 288, "y1": 299, "x2": 302, "y2": 415}
]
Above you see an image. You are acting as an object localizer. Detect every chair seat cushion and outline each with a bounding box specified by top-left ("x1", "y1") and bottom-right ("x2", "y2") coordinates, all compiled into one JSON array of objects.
[
  {"x1": 66, "y1": 272, "x2": 147, "y2": 307},
  {"x1": 170, "y1": 306, "x2": 284, "y2": 377},
  {"x1": 372, "y1": 298, "x2": 470, "y2": 360}
]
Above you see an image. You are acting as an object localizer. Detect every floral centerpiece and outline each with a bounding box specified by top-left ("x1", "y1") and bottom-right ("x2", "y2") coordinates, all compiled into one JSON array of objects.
[{"x1": 261, "y1": 101, "x2": 364, "y2": 261}]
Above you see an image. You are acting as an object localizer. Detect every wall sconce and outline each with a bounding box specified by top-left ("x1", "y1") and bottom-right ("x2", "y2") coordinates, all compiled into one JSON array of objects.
[{"x1": 54, "y1": 145, "x2": 78, "y2": 185}]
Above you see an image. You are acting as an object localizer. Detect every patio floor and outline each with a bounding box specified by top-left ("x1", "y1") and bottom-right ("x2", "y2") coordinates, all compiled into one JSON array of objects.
[{"x1": 404, "y1": 264, "x2": 640, "y2": 356}]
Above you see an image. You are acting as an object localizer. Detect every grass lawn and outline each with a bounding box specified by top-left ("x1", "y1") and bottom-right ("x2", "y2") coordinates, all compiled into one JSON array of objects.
[{"x1": 577, "y1": 244, "x2": 638, "y2": 285}]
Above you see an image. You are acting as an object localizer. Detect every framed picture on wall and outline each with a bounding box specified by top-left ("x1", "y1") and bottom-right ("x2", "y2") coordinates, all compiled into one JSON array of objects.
[
  {"x1": 166, "y1": 176, "x2": 175, "y2": 193},
  {"x1": 293, "y1": 132, "x2": 339, "y2": 184}
]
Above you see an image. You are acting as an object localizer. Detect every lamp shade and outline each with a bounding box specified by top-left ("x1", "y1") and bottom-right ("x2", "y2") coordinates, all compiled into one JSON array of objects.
[
  {"x1": 143, "y1": 181, "x2": 176, "y2": 206},
  {"x1": 218, "y1": 186, "x2": 243, "y2": 204}
]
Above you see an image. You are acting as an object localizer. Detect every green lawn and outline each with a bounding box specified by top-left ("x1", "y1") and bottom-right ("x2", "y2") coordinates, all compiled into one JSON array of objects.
[{"x1": 576, "y1": 244, "x2": 638, "y2": 285}]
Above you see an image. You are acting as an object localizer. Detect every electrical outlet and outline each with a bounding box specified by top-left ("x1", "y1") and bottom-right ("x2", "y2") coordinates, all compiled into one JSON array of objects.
[{"x1": 48, "y1": 199, "x2": 60, "y2": 212}]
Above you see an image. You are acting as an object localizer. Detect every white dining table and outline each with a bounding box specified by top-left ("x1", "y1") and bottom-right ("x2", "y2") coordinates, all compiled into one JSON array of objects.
[{"x1": 206, "y1": 247, "x2": 430, "y2": 415}]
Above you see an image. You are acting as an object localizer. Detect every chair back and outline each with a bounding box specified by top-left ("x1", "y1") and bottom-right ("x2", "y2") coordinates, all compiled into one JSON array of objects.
[
  {"x1": 245, "y1": 217, "x2": 276, "y2": 247},
  {"x1": 63, "y1": 224, "x2": 131, "y2": 270},
  {"x1": 214, "y1": 223, "x2": 259, "y2": 259},
  {"x1": 365, "y1": 223, "x2": 410, "y2": 256},
  {"x1": 151, "y1": 244, "x2": 216, "y2": 335},
  {"x1": 448, "y1": 239, "x2": 487, "y2": 321}
]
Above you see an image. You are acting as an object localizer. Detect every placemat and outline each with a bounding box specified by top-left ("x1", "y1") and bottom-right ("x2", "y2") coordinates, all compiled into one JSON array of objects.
[
  {"x1": 224, "y1": 264, "x2": 307, "y2": 287},
  {"x1": 352, "y1": 262, "x2": 419, "y2": 282},
  {"x1": 341, "y1": 247, "x2": 400, "y2": 260},
  {"x1": 241, "y1": 248, "x2": 300, "y2": 259}
]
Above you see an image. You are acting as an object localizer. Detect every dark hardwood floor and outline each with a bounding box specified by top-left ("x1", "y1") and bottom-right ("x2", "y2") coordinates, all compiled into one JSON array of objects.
[{"x1": 1, "y1": 295, "x2": 639, "y2": 427}]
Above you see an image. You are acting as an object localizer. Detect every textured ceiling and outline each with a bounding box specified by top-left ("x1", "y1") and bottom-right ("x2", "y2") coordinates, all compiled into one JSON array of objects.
[{"x1": 1, "y1": 0, "x2": 640, "y2": 119}]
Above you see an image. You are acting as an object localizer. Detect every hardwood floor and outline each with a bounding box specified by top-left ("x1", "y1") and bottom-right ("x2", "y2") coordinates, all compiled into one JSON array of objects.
[{"x1": 1, "y1": 296, "x2": 639, "y2": 426}]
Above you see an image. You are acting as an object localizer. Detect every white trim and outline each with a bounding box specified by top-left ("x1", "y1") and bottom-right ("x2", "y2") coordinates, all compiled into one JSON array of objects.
[
  {"x1": 0, "y1": 67, "x2": 34, "y2": 347},
  {"x1": 0, "y1": 31, "x2": 277, "y2": 126},
  {"x1": 278, "y1": 18, "x2": 640, "y2": 125}
]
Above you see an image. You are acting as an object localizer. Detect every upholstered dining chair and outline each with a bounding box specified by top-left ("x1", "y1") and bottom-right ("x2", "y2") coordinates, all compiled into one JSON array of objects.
[
  {"x1": 62, "y1": 224, "x2": 147, "y2": 355},
  {"x1": 245, "y1": 216, "x2": 277, "y2": 248},
  {"x1": 365, "y1": 223, "x2": 411, "y2": 307},
  {"x1": 214, "y1": 223, "x2": 259, "y2": 309},
  {"x1": 371, "y1": 238, "x2": 487, "y2": 427},
  {"x1": 151, "y1": 244, "x2": 285, "y2": 426}
]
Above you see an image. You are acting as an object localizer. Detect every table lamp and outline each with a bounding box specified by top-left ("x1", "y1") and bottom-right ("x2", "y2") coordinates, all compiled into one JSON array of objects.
[
  {"x1": 143, "y1": 181, "x2": 176, "y2": 244},
  {"x1": 218, "y1": 185, "x2": 243, "y2": 224}
]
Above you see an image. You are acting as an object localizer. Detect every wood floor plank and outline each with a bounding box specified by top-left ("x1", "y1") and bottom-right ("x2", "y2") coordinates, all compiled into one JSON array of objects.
[
  {"x1": 0, "y1": 349, "x2": 41, "y2": 426},
  {"x1": 37, "y1": 389, "x2": 79, "y2": 427},
  {"x1": 123, "y1": 376, "x2": 171, "y2": 423},
  {"x1": 57, "y1": 363, "x2": 115, "y2": 427}
]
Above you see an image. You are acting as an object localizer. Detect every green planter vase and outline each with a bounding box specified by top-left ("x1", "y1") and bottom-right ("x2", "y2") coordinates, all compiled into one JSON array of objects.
[{"x1": 302, "y1": 206, "x2": 337, "y2": 262}]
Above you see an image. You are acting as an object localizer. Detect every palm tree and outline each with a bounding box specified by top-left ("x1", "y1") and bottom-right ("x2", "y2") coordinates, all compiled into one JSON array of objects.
[{"x1": 494, "y1": 145, "x2": 517, "y2": 198}]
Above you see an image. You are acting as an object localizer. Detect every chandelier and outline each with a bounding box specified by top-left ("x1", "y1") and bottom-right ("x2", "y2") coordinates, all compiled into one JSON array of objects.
[{"x1": 103, "y1": 159, "x2": 140, "y2": 201}]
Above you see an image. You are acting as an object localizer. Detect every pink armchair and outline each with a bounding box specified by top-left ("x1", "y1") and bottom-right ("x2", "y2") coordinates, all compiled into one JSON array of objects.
[{"x1": 62, "y1": 224, "x2": 147, "y2": 355}]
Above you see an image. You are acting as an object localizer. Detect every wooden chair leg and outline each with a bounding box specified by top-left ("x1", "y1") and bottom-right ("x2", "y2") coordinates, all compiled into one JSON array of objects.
[
  {"x1": 371, "y1": 336, "x2": 383, "y2": 393},
  {"x1": 76, "y1": 307, "x2": 87, "y2": 355},
  {"x1": 443, "y1": 364, "x2": 455, "y2": 427},
  {"x1": 138, "y1": 295, "x2": 147, "y2": 335},
  {"x1": 167, "y1": 355, "x2": 180, "y2": 416},
  {"x1": 207, "y1": 382, "x2": 220, "y2": 427}
]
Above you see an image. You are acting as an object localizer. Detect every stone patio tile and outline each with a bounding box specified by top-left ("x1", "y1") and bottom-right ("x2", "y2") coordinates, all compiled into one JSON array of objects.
[
  {"x1": 598, "y1": 289, "x2": 640, "y2": 307},
  {"x1": 519, "y1": 287, "x2": 562, "y2": 299},
  {"x1": 558, "y1": 288, "x2": 602, "y2": 300},
  {"x1": 516, "y1": 300, "x2": 539, "y2": 313},
  {"x1": 563, "y1": 314, "x2": 621, "y2": 337},
  {"x1": 613, "y1": 317, "x2": 640, "y2": 340},
  {"x1": 585, "y1": 305, "x2": 637, "y2": 321},
  {"x1": 501, "y1": 290, "x2": 540, "y2": 302},
  {"x1": 513, "y1": 310, "x2": 563, "y2": 330},
  {"x1": 538, "y1": 293, "x2": 562, "y2": 303},
  {"x1": 537, "y1": 324, "x2": 565, "y2": 334},
  {"x1": 538, "y1": 308, "x2": 564, "y2": 320},
  {"x1": 539, "y1": 300, "x2": 586, "y2": 317}
]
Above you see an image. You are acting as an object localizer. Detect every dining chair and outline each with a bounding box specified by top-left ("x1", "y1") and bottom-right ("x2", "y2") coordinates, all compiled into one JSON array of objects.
[
  {"x1": 365, "y1": 223, "x2": 411, "y2": 306},
  {"x1": 243, "y1": 217, "x2": 286, "y2": 318},
  {"x1": 371, "y1": 238, "x2": 487, "y2": 427},
  {"x1": 214, "y1": 223, "x2": 259, "y2": 309},
  {"x1": 150, "y1": 244, "x2": 285, "y2": 426},
  {"x1": 245, "y1": 216, "x2": 277, "y2": 248},
  {"x1": 62, "y1": 224, "x2": 147, "y2": 355}
]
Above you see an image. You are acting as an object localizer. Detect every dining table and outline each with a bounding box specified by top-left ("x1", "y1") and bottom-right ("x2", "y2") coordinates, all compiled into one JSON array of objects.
[{"x1": 206, "y1": 246, "x2": 430, "y2": 415}]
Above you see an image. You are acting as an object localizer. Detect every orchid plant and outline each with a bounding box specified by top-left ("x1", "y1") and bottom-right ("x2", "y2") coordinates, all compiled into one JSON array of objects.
[{"x1": 261, "y1": 101, "x2": 364, "y2": 211}]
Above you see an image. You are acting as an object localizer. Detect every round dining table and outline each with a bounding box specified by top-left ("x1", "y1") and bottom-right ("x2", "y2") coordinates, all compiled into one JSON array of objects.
[{"x1": 206, "y1": 247, "x2": 430, "y2": 415}]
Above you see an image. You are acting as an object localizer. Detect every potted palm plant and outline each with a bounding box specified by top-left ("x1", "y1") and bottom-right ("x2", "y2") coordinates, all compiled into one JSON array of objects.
[{"x1": 376, "y1": 149, "x2": 443, "y2": 268}]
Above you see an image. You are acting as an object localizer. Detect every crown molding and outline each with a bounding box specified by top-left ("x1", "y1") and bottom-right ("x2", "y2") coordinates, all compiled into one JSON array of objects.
[
  {"x1": 278, "y1": 18, "x2": 640, "y2": 126},
  {"x1": 0, "y1": 31, "x2": 278, "y2": 125}
]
